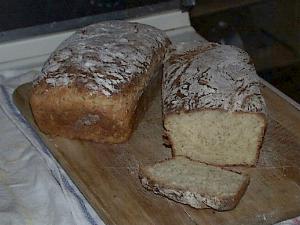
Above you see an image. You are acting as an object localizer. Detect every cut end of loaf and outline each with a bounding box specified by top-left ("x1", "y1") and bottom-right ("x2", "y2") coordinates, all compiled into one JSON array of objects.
[
  {"x1": 164, "y1": 110, "x2": 266, "y2": 166},
  {"x1": 139, "y1": 157, "x2": 250, "y2": 211}
]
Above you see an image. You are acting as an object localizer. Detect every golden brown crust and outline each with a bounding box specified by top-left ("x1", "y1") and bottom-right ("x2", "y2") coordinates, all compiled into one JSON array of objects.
[
  {"x1": 30, "y1": 21, "x2": 171, "y2": 143},
  {"x1": 30, "y1": 58, "x2": 163, "y2": 143}
]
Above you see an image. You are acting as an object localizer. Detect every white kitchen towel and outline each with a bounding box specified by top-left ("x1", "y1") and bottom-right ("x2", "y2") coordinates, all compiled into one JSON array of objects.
[{"x1": 0, "y1": 70, "x2": 105, "y2": 225}]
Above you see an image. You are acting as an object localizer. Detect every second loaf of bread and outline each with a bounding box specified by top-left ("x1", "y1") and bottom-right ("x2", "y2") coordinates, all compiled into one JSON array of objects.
[
  {"x1": 162, "y1": 43, "x2": 267, "y2": 166},
  {"x1": 30, "y1": 21, "x2": 171, "y2": 143}
]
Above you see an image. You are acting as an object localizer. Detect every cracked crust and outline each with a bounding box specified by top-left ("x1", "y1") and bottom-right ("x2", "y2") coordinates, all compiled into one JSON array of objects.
[{"x1": 162, "y1": 42, "x2": 267, "y2": 114}]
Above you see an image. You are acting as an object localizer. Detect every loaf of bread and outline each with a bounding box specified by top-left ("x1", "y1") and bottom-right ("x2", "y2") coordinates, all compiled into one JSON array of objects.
[
  {"x1": 162, "y1": 43, "x2": 267, "y2": 166},
  {"x1": 139, "y1": 157, "x2": 250, "y2": 210},
  {"x1": 30, "y1": 21, "x2": 171, "y2": 143}
]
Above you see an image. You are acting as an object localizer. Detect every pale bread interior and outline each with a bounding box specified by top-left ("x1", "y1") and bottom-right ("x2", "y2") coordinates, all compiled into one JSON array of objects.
[
  {"x1": 164, "y1": 110, "x2": 265, "y2": 165},
  {"x1": 145, "y1": 157, "x2": 247, "y2": 197}
]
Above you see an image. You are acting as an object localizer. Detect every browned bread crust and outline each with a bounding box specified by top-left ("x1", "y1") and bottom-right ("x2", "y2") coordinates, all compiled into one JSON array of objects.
[
  {"x1": 163, "y1": 43, "x2": 266, "y2": 115},
  {"x1": 30, "y1": 21, "x2": 171, "y2": 143}
]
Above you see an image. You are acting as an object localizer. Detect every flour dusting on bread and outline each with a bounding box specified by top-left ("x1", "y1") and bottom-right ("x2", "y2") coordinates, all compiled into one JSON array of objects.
[
  {"x1": 163, "y1": 43, "x2": 266, "y2": 113},
  {"x1": 36, "y1": 21, "x2": 170, "y2": 96}
]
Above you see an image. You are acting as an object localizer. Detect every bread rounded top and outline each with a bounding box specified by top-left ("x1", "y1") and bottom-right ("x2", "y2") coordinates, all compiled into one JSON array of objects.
[
  {"x1": 163, "y1": 43, "x2": 267, "y2": 114},
  {"x1": 35, "y1": 20, "x2": 170, "y2": 97}
]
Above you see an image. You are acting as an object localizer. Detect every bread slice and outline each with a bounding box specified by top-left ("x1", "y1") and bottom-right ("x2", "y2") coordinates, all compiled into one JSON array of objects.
[
  {"x1": 30, "y1": 21, "x2": 171, "y2": 143},
  {"x1": 139, "y1": 157, "x2": 250, "y2": 211},
  {"x1": 162, "y1": 43, "x2": 267, "y2": 166}
]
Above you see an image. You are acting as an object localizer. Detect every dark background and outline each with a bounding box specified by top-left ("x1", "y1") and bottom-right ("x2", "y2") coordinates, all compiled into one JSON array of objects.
[
  {"x1": 190, "y1": 0, "x2": 300, "y2": 103},
  {"x1": 0, "y1": 0, "x2": 172, "y2": 31}
]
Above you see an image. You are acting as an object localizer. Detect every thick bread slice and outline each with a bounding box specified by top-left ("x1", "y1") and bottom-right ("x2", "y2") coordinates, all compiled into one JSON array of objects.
[
  {"x1": 162, "y1": 43, "x2": 267, "y2": 166},
  {"x1": 139, "y1": 157, "x2": 250, "y2": 211}
]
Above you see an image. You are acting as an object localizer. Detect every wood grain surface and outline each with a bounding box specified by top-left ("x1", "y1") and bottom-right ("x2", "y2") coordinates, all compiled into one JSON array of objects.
[{"x1": 13, "y1": 83, "x2": 300, "y2": 225}]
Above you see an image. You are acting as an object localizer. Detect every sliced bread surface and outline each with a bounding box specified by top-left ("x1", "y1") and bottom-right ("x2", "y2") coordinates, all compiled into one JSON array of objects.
[{"x1": 139, "y1": 157, "x2": 250, "y2": 211}]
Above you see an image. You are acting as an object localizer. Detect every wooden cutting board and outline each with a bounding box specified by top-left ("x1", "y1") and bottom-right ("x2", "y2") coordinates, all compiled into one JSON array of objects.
[{"x1": 13, "y1": 83, "x2": 300, "y2": 225}]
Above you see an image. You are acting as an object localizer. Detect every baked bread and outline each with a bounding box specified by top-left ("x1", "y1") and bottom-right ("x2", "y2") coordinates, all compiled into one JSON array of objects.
[
  {"x1": 30, "y1": 21, "x2": 171, "y2": 143},
  {"x1": 139, "y1": 156, "x2": 250, "y2": 210},
  {"x1": 162, "y1": 43, "x2": 267, "y2": 166}
]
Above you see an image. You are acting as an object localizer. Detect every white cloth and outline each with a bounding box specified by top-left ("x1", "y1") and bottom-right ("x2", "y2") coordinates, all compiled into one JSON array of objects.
[{"x1": 0, "y1": 70, "x2": 104, "y2": 225}]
